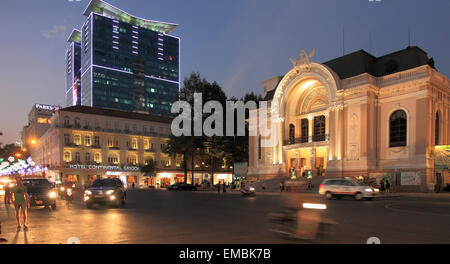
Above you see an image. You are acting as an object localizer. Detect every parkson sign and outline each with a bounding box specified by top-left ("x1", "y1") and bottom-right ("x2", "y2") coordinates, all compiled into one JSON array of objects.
[{"x1": 68, "y1": 164, "x2": 140, "y2": 171}]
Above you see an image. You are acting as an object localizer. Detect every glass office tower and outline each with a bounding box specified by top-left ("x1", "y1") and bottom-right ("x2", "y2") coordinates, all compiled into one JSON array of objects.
[
  {"x1": 66, "y1": 29, "x2": 82, "y2": 106},
  {"x1": 78, "y1": 0, "x2": 180, "y2": 116}
]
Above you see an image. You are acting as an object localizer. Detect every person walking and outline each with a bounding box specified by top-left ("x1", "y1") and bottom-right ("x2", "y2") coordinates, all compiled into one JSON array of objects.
[
  {"x1": 262, "y1": 182, "x2": 266, "y2": 193},
  {"x1": 380, "y1": 179, "x2": 385, "y2": 193},
  {"x1": 4, "y1": 184, "x2": 11, "y2": 205},
  {"x1": 279, "y1": 181, "x2": 283, "y2": 192},
  {"x1": 385, "y1": 180, "x2": 391, "y2": 193},
  {"x1": 11, "y1": 178, "x2": 29, "y2": 231}
]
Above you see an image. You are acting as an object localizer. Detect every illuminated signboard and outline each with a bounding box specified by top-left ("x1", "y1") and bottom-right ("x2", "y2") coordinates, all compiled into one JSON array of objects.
[
  {"x1": 72, "y1": 78, "x2": 79, "y2": 105},
  {"x1": 35, "y1": 104, "x2": 60, "y2": 111}
]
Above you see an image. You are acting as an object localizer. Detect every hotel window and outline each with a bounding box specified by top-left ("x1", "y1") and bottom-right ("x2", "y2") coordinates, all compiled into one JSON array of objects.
[
  {"x1": 133, "y1": 125, "x2": 138, "y2": 133},
  {"x1": 144, "y1": 140, "x2": 149, "y2": 150},
  {"x1": 74, "y1": 152, "x2": 81, "y2": 163},
  {"x1": 143, "y1": 126, "x2": 148, "y2": 133},
  {"x1": 74, "y1": 135, "x2": 81, "y2": 145},
  {"x1": 107, "y1": 138, "x2": 114, "y2": 147},
  {"x1": 64, "y1": 116, "x2": 70, "y2": 127},
  {"x1": 108, "y1": 156, "x2": 119, "y2": 164},
  {"x1": 132, "y1": 139, "x2": 138, "y2": 149},
  {"x1": 74, "y1": 118, "x2": 81, "y2": 128},
  {"x1": 145, "y1": 159, "x2": 154, "y2": 165},
  {"x1": 85, "y1": 136, "x2": 91, "y2": 146},
  {"x1": 64, "y1": 152, "x2": 71, "y2": 163},
  {"x1": 313, "y1": 116, "x2": 326, "y2": 142},
  {"x1": 84, "y1": 120, "x2": 90, "y2": 128},
  {"x1": 127, "y1": 156, "x2": 138, "y2": 165},
  {"x1": 389, "y1": 110, "x2": 407, "y2": 147},
  {"x1": 94, "y1": 136, "x2": 100, "y2": 146},
  {"x1": 94, "y1": 153, "x2": 101, "y2": 163},
  {"x1": 85, "y1": 152, "x2": 91, "y2": 163},
  {"x1": 64, "y1": 134, "x2": 70, "y2": 145},
  {"x1": 289, "y1": 124, "x2": 295, "y2": 144},
  {"x1": 37, "y1": 117, "x2": 48, "y2": 124},
  {"x1": 301, "y1": 119, "x2": 309, "y2": 143}
]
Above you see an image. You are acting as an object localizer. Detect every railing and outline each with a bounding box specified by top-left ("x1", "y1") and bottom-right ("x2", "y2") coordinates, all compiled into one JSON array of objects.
[{"x1": 284, "y1": 134, "x2": 329, "y2": 146}]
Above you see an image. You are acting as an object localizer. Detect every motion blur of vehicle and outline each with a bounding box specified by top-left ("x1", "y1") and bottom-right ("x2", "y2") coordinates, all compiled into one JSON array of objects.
[
  {"x1": 58, "y1": 182, "x2": 76, "y2": 198},
  {"x1": 167, "y1": 183, "x2": 197, "y2": 191},
  {"x1": 269, "y1": 193, "x2": 336, "y2": 241},
  {"x1": 84, "y1": 178, "x2": 126, "y2": 208},
  {"x1": 22, "y1": 178, "x2": 57, "y2": 210},
  {"x1": 318, "y1": 178, "x2": 380, "y2": 201}
]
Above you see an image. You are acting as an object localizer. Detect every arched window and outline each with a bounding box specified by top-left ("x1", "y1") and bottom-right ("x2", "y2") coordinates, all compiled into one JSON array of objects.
[
  {"x1": 64, "y1": 152, "x2": 71, "y2": 163},
  {"x1": 74, "y1": 117, "x2": 81, "y2": 128},
  {"x1": 74, "y1": 152, "x2": 81, "y2": 163},
  {"x1": 313, "y1": 115, "x2": 326, "y2": 142},
  {"x1": 389, "y1": 110, "x2": 407, "y2": 147},
  {"x1": 435, "y1": 111, "x2": 441, "y2": 145},
  {"x1": 64, "y1": 116, "x2": 70, "y2": 127},
  {"x1": 289, "y1": 124, "x2": 295, "y2": 144},
  {"x1": 94, "y1": 153, "x2": 101, "y2": 163}
]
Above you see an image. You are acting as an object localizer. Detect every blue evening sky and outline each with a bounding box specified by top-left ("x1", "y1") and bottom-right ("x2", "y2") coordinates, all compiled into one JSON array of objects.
[{"x1": 0, "y1": 0, "x2": 449, "y2": 143}]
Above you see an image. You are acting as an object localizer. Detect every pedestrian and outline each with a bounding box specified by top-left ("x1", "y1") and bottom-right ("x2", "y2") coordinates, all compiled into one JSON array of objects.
[
  {"x1": 385, "y1": 180, "x2": 391, "y2": 193},
  {"x1": 217, "y1": 183, "x2": 221, "y2": 194},
  {"x1": 262, "y1": 182, "x2": 266, "y2": 193},
  {"x1": 132, "y1": 183, "x2": 135, "y2": 189},
  {"x1": 4, "y1": 184, "x2": 11, "y2": 205},
  {"x1": 380, "y1": 179, "x2": 385, "y2": 192},
  {"x1": 11, "y1": 178, "x2": 29, "y2": 231},
  {"x1": 279, "y1": 181, "x2": 283, "y2": 192}
]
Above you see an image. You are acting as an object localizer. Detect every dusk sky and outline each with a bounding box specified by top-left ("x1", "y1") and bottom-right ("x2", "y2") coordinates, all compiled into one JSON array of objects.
[{"x1": 0, "y1": 0, "x2": 449, "y2": 144}]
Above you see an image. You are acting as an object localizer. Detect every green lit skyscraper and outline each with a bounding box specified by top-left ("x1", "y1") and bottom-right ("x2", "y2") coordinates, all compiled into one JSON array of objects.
[{"x1": 70, "y1": 0, "x2": 180, "y2": 116}]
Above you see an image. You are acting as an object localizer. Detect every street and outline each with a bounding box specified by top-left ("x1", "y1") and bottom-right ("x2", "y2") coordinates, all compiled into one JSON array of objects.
[{"x1": 0, "y1": 190, "x2": 449, "y2": 244}]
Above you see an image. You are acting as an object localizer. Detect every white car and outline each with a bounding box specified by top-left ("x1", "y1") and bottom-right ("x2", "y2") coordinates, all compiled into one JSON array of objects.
[{"x1": 318, "y1": 178, "x2": 379, "y2": 200}]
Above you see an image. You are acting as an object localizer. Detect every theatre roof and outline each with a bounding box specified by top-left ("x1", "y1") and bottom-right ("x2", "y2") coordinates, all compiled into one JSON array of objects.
[{"x1": 263, "y1": 46, "x2": 434, "y2": 101}]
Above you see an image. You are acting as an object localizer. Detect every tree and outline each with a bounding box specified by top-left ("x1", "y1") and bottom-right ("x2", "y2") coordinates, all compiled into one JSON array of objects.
[{"x1": 140, "y1": 159, "x2": 156, "y2": 176}]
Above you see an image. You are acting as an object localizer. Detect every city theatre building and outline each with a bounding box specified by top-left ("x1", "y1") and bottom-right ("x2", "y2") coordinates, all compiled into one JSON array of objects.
[{"x1": 248, "y1": 47, "x2": 450, "y2": 192}]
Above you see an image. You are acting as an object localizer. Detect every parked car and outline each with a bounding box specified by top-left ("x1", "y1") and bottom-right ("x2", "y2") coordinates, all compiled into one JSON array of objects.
[
  {"x1": 22, "y1": 178, "x2": 57, "y2": 209},
  {"x1": 318, "y1": 178, "x2": 379, "y2": 200},
  {"x1": 84, "y1": 178, "x2": 126, "y2": 208},
  {"x1": 167, "y1": 183, "x2": 197, "y2": 191}
]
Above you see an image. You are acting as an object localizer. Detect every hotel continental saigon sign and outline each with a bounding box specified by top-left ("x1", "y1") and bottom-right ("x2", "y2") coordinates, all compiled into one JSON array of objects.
[{"x1": 67, "y1": 164, "x2": 140, "y2": 171}]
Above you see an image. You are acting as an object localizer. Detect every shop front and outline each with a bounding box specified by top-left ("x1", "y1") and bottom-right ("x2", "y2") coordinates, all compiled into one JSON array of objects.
[{"x1": 49, "y1": 164, "x2": 141, "y2": 188}]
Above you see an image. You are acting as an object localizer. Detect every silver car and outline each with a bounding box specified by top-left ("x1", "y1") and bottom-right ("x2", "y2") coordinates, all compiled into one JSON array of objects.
[{"x1": 318, "y1": 178, "x2": 379, "y2": 200}]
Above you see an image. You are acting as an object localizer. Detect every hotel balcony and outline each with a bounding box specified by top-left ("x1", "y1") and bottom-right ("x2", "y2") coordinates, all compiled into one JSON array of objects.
[{"x1": 283, "y1": 134, "x2": 330, "y2": 149}]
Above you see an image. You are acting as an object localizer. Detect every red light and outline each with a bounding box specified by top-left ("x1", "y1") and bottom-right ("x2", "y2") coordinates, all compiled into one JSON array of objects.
[{"x1": 319, "y1": 184, "x2": 324, "y2": 190}]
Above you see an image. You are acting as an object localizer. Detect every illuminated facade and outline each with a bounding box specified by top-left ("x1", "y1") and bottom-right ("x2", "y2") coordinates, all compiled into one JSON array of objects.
[
  {"x1": 22, "y1": 104, "x2": 61, "y2": 150},
  {"x1": 69, "y1": 0, "x2": 180, "y2": 116},
  {"x1": 31, "y1": 106, "x2": 232, "y2": 188},
  {"x1": 249, "y1": 47, "x2": 450, "y2": 192}
]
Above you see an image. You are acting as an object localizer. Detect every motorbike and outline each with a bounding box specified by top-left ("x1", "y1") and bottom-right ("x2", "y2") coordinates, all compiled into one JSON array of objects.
[
  {"x1": 64, "y1": 188, "x2": 74, "y2": 202},
  {"x1": 240, "y1": 186, "x2": 256, "y2": 197},
  {"x1": 268, "y1": 202, "x2": 337, "y2": 242}
]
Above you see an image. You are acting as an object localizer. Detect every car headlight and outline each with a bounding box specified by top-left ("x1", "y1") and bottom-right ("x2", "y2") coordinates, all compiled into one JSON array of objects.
[
  {"x1": 364, "y1": 188, "x2": 373, "y2": 192},
  {"x1": 374, "y1": 188, "x2": 380, "y2": 192},
  {"x1": 49, "y1": 191, "x2": 56, "y2": 198},
  {"x1": 106, "y1": 190, "x2": 114, "y2": 195},
  {"x1": 109, "y1": 195, "x2": 116, "y2": 200},
  {"x1": 85, "y1": 190, "x2": 92, "y2": 195},
  {"x1": 60, "y1": 187, "x2": 65, "y2": 191}
]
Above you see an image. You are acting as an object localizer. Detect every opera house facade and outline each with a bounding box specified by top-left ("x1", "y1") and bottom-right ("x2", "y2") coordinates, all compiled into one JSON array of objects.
[{"x1": 248, "y1": 47, "x2": 449, "y2": 192}]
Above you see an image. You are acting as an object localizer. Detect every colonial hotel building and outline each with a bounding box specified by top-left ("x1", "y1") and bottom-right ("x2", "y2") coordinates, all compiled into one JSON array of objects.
[
  {"x1": 248, "y1": 47, "x2": 450, "y2": 192},
  {"x1": 30, "y1": 106, "x2": 233, "y2": 188}
]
